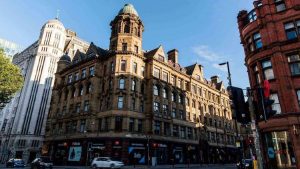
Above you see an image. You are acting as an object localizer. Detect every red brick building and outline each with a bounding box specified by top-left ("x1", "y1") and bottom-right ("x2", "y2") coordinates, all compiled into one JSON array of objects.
[{"x1": 238, "y1": 0, "x2": 300, "y2": 168}]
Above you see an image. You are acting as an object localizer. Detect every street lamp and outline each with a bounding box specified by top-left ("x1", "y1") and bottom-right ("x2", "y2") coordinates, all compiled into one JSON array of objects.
[{"x1": 218, "y1": 62, "x2": 232, "y2": 87}]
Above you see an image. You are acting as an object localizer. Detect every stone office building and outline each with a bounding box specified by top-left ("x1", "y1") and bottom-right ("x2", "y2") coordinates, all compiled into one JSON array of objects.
[
  {"x1": 45, "y1": 4, "x2": 238, "y2": 165},
  {"x1": 0, "y1": 18, "x2": 89, "y2": 163},
  {"x1": 238, "y1": 0, "x2": 300, "y2": 168}
]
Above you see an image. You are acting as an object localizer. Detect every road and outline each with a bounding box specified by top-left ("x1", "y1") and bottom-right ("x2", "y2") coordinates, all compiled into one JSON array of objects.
[{"x1": 1, "y1": 164, "x2": 236, "y2": 169}]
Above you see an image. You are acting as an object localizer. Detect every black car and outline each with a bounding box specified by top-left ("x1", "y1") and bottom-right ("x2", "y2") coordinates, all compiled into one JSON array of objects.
[
  {"x1": 31, "y1": 157, "x2": 53, "y2": 169},
  {"x1": 6, "y1": 158, "x2": 26, "y2": 168},
  {"x1": 236, "y1": 159, "x2": 253, "y2": 169}
]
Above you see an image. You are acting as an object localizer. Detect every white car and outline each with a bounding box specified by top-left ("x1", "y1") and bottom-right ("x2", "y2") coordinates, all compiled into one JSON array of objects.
[{"x1": 91, "y1": 157, "x2": 124, "y2": 169}]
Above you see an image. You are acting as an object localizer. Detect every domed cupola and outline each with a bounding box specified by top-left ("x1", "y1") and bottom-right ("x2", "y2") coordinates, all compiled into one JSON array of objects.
[
  {"x1": 109, "y1": 4, "x2": 144, "y2": 54},
  {"x1": 57, "y1": 53, "x2": 71, "y2": 72},
  {"x1": 118, "y1": 4, "x2": 139, "y2": 17},
  {"x1": 59, "y1": 53, "x2": 71, "y2": 63}
]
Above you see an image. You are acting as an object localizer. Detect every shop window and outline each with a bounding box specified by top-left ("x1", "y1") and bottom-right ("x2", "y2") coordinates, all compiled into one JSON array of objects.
[
  {"x1": 275, "y1": 0, "x2": 286, "y2": 12},
  {"x1": 118, "y1": 96, "x2": 124, "y2": 109},
  {"x1": 121, "y1": 60, "x2": 126, "y2": 71},
  {"x1": 264, "y1": 131, "x2": 296, "y2": 168},
  {"x1": 287, "y1": 54, "x2": 300, "y2": 76},
  {"x1": 115, "y1": 116, "x2": 123, "y2": 132},
  {"x1": 262, "y1": 59, "x2": 275, "y2": 80},
  {"x1": 154, "y1": 121, "x2": 161, "y2": 135},
  {"x1": 119, "y1": 78, "x2": 125, "y2": 89}
]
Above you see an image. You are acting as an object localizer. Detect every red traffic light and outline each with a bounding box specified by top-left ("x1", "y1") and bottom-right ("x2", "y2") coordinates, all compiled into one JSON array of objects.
[{"x1": 263, "y1": 80, "x2": 270, "y2": 98}]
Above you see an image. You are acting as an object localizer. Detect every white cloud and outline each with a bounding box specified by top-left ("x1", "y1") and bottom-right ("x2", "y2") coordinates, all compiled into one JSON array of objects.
[
  {"x1": 192, "y1": 45, "x2": 221, "y2": 62},
  {"x1": 192, "y1": 45, "x2": 228, "y2": 73},
  {"x1": 213, "y1": 63, "x2": 227, "y2": 72}
]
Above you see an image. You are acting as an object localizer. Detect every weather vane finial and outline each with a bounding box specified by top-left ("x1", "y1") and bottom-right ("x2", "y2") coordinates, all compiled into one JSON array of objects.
[{"x1": 56, "y1": 9, "x2": 60, "y2": 20}]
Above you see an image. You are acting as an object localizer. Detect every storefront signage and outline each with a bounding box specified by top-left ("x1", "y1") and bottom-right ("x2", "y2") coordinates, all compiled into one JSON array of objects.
[
  {"x1": 158, "y1": 144, "x2": 167, "y2": 148},
  {"x1": 92, "y1": 143, "x2": 105, "y2": 149},
  {"x1": 72, "y1": 142, "x2": 81, "y2": 146},
  {"x1": 268, "y1": 147, "x2": 275, "y2": 159},
  {"x1": 68, "y1": 146, "x2": 82, "y2": 161},
  {"x1": 131, "y1": 143, "x2": 144, "y2": 147}
]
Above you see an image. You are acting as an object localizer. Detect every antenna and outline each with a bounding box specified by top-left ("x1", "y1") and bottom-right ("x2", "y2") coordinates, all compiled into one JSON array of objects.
[{"x1": 56, "y1": 9, "x2": 60, "y2": 20}]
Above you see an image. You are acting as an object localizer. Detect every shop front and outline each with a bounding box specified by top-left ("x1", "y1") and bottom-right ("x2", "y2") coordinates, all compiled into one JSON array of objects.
[
  {"x1": 262, "y1": 131, "x2": 297, "y2": 169},
  {"x1": 128, "y1": 142, "x2": 146, "y2": 165}
]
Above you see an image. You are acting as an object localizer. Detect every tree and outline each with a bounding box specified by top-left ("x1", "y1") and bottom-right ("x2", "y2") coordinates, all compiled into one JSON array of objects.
[{"x1": 0, "y1": 48, "x2": 24, "y2": 107}]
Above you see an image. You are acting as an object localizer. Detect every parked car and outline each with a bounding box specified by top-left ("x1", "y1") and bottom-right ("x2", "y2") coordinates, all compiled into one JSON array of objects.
[
  {"x1": 6, "y1": 158, "x2": 26, "y2": 168},
  {"x1": 91, "y1": 157, "x2": 124, "y2": 169},
  {"x1": 236, "y1": 159, "x2": 253, "y2": 169},
  {"x1": 31, "y1": 156, "x2": 53, "y2": 169}
]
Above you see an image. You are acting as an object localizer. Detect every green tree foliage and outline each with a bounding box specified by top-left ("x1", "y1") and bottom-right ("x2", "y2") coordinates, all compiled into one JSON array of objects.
[{"x1": 0, "y1": 48, "x2": 24, "y2": 107}]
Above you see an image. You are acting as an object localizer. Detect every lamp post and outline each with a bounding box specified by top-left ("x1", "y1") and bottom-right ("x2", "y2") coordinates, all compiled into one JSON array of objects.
[
  {"x1": 218, "y1": 62, "x2": 232, "y2": 87},
  {"x1": 219, "y1": 61, "x2": 240, "y2": 162}
]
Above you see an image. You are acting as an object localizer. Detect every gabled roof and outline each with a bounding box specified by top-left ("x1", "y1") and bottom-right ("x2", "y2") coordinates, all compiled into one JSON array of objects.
[
  {"x1": 185, "y1": 63, "x2": 197, "y2": 75},
  {"x1": 144, "y1": 46, "x2": 160, "y2": 58}
]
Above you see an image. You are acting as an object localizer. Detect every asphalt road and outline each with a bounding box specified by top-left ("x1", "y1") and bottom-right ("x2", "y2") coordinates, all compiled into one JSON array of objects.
[{"x1": 1, "y1": 164, "x2": 236, "y2": 169}]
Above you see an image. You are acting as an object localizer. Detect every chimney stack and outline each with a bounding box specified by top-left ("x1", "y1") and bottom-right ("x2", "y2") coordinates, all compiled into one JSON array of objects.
[
  {"x1": 211, "y1": 75, "x2": 220, "y2": 84},
  {"x1": 167, "y1": 49, "x2": 178, "y2": 63}
]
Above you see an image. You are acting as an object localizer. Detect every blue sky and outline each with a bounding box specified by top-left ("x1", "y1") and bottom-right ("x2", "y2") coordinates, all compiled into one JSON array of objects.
[{"x1": 0, "y1": 0, "x2": 254, "y2": 89}]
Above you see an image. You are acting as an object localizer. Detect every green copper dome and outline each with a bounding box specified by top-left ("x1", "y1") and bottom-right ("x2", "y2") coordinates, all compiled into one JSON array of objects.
[{"x1": 118, "y1": 4, "x2": 139, "y2": 17}]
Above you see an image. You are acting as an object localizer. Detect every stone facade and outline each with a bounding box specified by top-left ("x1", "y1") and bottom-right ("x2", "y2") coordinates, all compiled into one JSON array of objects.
[
  {"x1": 0, "y1": 19, "x2": 89, "y2": 163},
  {"x1": 238, "y1": 0, "x2": 300, "y2": 168},
  {"x1": 45, "y1": 4, "x2": 238, "y2": 166}
]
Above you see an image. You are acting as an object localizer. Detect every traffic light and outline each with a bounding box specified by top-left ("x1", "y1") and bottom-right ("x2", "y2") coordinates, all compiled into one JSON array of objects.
[{"x1": 258, "y1": 80, "x2": 277, "y2": 120}]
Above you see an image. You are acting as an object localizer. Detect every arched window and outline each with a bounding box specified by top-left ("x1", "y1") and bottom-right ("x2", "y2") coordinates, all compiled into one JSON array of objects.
[
  {"x1": 119, "y1": 78, "x2": 125, "y2": 89},
  {"x1": 172, "y1": 92, "x2": 176, "y2": 102},
  {"x1": 153, "y1": 85, "x2": 159, "y2": 96},
  {"x1": 124, "y1": 23, "x2": 130, "y2": 33},
  {"x1": 162, "y1": 88, "x2": 168, "y2": 98},
  {"x1": 131, "y1": 79, "x2": 136, "y2": 91}
]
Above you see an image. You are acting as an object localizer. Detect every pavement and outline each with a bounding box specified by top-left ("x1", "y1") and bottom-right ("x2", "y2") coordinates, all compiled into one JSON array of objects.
[{"x1": 0, "y1": 164, "x2": 236, "y2": 169}]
